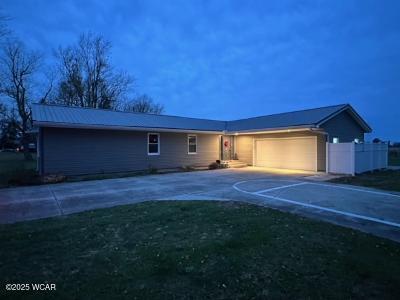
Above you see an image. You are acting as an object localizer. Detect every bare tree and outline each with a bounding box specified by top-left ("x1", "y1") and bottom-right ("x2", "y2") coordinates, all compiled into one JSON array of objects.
[
  {"x1": 124, "y1": 94, "x2": 164, "y2": 114},
  {"x1": 0, "y1": 13, "x2": 10, "y2": 38},
  {"x1": 0, "y1": 101, "x2": 9, "y2": 138},
  {"x1": 0, "y1": 100, "x2": 6, "y2": 113},
  {"x1": 0, "y1": 107, "x2": 20, "y2": 150},
  {"x1": 0, "y1": 14, "x2": 9, "y2": 140},
  {"x1": 53, "y1": 32, "x2": 132, "y2": 109},
  {"x1": 0, "y1": 40, "x2": 51, "y2": 159}
]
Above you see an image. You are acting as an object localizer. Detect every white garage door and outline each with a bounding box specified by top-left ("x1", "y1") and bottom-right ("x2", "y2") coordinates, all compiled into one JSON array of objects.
[{"x1": 255, "y1": 137, "x2": 317, "y2": 171}]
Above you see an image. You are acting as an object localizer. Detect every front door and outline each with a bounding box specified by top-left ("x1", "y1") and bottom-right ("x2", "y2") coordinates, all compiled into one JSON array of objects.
[{"x1": 221, "y1": 136, "x2": 235, "y2": 160}]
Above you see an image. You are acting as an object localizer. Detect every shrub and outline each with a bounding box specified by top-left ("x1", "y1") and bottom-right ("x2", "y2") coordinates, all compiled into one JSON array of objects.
[
  {"x1": 208, "y1": 162, "x2": 219, "y2": 170},
  {"x1": 42, "y1": 174, "x2": 67, "y2": 184},
  {"x1": 182, "y1": 165, "x2": 195, "y2": 171}
]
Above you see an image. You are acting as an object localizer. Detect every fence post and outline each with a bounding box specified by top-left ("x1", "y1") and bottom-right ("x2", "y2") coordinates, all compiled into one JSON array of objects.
[
  {"x1": 385, "y1": 143, "x2": 388, "y2": 168},
  {"x1": 370, "y1": 143, "x2": 373, "y2": 171},
  {"x1": 325, "y1": 142, "x2": 329, "y2": 173},
  {"x1": 350, "y1": 142, "x2": 355, "y2": 176}
]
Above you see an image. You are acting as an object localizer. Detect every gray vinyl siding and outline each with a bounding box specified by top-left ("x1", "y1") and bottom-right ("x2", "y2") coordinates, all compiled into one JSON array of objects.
[
  {"x1": 41, "y1": 128, "x2": 220, "y2": 175},
  {"x1": 38, "y1": 127, "x2": 44, "y2": 175},
  {"x1": 320, "y1": 110, "x2": 365, "y2": 143},
  {"x1": 236, "y1": 132, "x2": 326, "y2": 171},
  {"x1": 235, "y1": 135, "x2": 253, "y2": 165}
]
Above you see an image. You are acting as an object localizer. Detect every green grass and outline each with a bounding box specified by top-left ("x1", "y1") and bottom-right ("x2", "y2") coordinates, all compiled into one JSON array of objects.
[
  {"x1": 0, "y1": 152, "x2": 40, "y2": 188},
  {"x1": 389, "y1": 152, "x2": 400, "y2": 166},
  {"x1": 329, "y1": 170, "x2": 400, "y2": 192},
  {"x1": 1, "y1": 201, "x2": 399, "y2": 299}
]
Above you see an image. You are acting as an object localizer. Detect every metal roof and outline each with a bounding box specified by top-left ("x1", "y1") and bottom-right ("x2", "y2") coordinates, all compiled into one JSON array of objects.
[
  {"x1": 32, "y1": 104, "x2": 226, "y2": 132},
  {"x1": 226, "y1": 104, "x2": 348, "y2": 132},
  {"x1": 32, "y1": 103, "x2": 371, "y2": 133}
]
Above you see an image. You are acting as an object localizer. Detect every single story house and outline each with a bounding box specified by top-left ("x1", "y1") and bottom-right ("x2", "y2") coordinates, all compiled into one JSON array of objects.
[{"x1": 32, "y1": 103, "x2": 372, "y2": 176}]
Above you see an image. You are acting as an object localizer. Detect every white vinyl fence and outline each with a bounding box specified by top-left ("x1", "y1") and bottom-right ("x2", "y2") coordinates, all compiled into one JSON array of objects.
[{"x1": 326, "y1": 142, "x2": 388, "y2": 175}]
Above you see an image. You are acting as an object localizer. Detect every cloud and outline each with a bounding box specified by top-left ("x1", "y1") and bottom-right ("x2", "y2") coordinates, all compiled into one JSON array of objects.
[{"x1": 2, "y1": 0, "x2": 400, "y2": 139}]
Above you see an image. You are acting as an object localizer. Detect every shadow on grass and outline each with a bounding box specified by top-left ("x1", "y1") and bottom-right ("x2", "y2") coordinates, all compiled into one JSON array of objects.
[
  {"x1": 0, "y1": 201, "x2": 399, "y2": 299},
  {"x1": 0, "y1": 168, "x2": 42, "y2": 187}
]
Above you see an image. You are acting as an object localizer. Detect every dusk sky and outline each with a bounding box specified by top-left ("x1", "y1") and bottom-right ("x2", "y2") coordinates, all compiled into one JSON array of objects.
[{"x1": 3, "y1": 0, "x2": 400, "y2": 140}]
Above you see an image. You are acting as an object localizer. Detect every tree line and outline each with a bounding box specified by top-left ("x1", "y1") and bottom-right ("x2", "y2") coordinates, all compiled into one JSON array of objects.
[{"x1": 0, "y1": 14, "x2": 164, "y2": 159}]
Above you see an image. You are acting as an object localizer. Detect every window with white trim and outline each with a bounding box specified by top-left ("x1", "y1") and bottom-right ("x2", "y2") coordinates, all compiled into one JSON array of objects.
[
  {"x1": 333, "y1": 137, "x2": 339, "y2": 144},
  {"x1": 188, "y1": 135, "x2": 197, "y2": 154},
  {"x1": 148, "y1": 133, "x2": 160, "y2": 155}
]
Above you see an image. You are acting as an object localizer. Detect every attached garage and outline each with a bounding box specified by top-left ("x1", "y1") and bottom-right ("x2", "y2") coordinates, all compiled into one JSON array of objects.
[{"x1": 254, "y1": 136, "x2": 317, "y2": 171}]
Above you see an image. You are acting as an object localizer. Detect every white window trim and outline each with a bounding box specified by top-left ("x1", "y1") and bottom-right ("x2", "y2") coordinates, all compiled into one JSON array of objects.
[
  {"x1": 148, "y1": 133, "x2": 160, "y2": 156},
  {"x1": 187, "y1": 134, "x2": 197, "y2": 155}
]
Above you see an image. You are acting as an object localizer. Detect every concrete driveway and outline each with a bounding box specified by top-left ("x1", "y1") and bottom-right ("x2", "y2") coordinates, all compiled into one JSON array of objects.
[{"x1": 0, "y1": 167, "x2": 399, "y2": 242}]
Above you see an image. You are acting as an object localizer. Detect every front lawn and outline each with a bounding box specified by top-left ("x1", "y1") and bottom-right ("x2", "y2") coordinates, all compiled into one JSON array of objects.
[
  {"x1": 0, "y1": 152, "x2": 40, "y2": 188},
  {"x1": 329, "y1": 170, "x2": 400, "y2": 192},
  {"x1": 389, "y1": 152, "x2": 400, "y2": 166},
  {"x1": 1, "y1": 201, "x2": 399, "y2": 299}
]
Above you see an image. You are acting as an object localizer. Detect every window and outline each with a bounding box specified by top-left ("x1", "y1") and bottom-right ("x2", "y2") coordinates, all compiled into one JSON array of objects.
[
  {"x1": 148, "y1": 133, "x2": 160, "y2": 155},
  {"x1": 332, "y1": 137, "x2": 339, "y2": 144},
  {"x1": 188, "y1": 135, "x2": 197, "y2": 154},
  {"x1": 354, "y1": 138, "x2": 360, "y2": 143}
]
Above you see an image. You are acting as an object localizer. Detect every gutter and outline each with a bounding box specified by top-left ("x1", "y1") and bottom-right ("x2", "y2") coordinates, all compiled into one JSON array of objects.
[
  {"x1": 32, "y1": 121, "x2": 225, "y2": 135},
  {"x1": 224, "y1": 125, "x2": 319, "y2": 135},
  {"x1": 33, "y1": 121, "x2": 328, "y2": 136}
]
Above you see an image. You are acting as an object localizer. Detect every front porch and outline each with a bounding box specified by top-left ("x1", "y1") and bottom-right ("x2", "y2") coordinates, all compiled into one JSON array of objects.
[{"x1": 220, "y1": 160, "x2": 248, "y2": 168}]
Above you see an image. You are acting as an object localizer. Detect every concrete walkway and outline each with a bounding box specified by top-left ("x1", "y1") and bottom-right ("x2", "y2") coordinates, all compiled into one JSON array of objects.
[{"x1": 0, "y1": 167, "x2": 399, "y2": 242}]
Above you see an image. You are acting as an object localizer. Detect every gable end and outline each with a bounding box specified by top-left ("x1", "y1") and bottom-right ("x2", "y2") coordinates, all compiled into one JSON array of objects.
[{"x1": 319, "y1": 109, "x2": 368, "y2": 143}]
